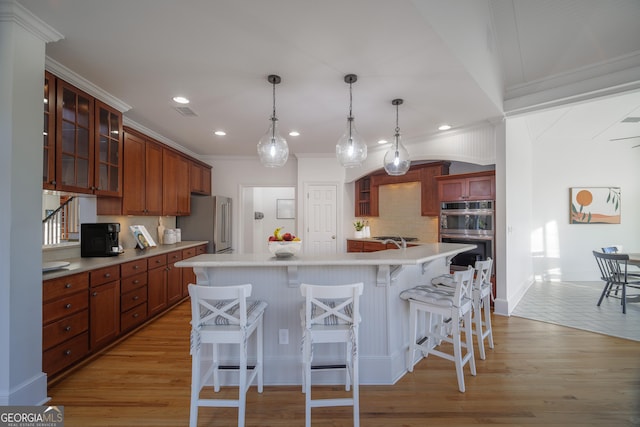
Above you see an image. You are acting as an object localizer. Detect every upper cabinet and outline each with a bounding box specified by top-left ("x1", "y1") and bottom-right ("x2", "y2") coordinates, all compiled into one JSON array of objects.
[
  {"x1": 354, "y1": 162, "x2": 450, "y2": 217},
  {"x1": 436, "y1": 171, "x2": 495, "y2": 201},
  {"x1": 43, "y1": 71, "x2": 56, "y2": 190},
  {"x1": 121, "y1": 130, "x2": 163, "y2": 216},
  {"x1": 43, "y1": 73, "x2": 122, "y2": 196},
  {"x1": 189, "y1": 161, "x2": 211, "y2": 195},
  {"x1": 162, "y1": 148, "x2": 190, "y2": 216}
]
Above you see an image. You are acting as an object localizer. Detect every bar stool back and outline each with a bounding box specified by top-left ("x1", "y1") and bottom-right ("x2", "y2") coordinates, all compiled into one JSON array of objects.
[
  {"x1": 188, "y1": 283, "x2": 267, "y2": 427},
  {"x1": 300, "y1": 282, "x2": 363, "y2": 427},
  {"x1": 472, "y1": 258, "x2": 494, "y2": 360}
]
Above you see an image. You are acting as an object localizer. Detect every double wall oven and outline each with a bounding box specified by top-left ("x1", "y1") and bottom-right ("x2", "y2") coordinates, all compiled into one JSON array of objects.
[{"x1": 439, "y1": 200, "x2": 494, "y2": 271}]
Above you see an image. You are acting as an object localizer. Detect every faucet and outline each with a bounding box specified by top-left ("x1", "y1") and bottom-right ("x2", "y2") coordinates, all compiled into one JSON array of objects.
[{"x1": 381, "y1": 237, "x2": 406, "y2": 249}]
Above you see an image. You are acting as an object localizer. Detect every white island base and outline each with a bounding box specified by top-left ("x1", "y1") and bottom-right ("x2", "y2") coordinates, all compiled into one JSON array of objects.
[{"x1": 175, "y1": 243, "x2": 475, "y2": 386}]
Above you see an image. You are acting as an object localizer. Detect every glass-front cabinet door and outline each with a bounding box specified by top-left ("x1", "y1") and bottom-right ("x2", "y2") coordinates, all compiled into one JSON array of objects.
[
  {"x1": 56, "y1": 80, "x2": 94, "y2": 194},
  {"x1": 43, "y1": 71, "x2": 56, "y2": 190},
  {"x1": 95, "y1": 100, "x2": 122, "y2": 196}
]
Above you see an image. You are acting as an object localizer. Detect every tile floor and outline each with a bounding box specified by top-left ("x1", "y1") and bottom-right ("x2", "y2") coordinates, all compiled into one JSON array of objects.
[{"x1": 511, "y1": 280, "x2": 640, "y2": 342}]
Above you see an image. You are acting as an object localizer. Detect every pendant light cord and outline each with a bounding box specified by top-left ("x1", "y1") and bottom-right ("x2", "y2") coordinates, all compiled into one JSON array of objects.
[
  {"x1": 271, "y1": 80, "x2": 277, "y2": 140},
  {"x1": 394, "y1": 101, "x2": 400, "y2": 152}
]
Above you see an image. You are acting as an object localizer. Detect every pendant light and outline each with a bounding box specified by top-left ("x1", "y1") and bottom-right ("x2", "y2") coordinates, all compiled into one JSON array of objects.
[
  {"x1": 257, "y1": 74, "x2": 289, "y2": 167},
  {"x1": 383, "y1": 98, "x2": 410, "y2": 176},
  {"x1": 336, "y1": 74, "x2": 367, "y2": 167}
]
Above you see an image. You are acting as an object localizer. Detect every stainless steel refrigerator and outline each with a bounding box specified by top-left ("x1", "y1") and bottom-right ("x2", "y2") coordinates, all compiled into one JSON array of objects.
[{"x1": 177, "y1": 195, "x2": 232, "y2": 253}]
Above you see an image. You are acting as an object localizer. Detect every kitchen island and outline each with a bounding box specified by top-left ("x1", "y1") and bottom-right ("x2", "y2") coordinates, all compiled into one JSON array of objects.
[{"x1": 176, "y1": 242, "x2": 475, "y2": 385}]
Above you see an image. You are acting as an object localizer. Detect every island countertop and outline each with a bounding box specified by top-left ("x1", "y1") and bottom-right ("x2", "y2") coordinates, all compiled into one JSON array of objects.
[{"x1": 175, "y1": 242, "x2": 476, "y2": 268}]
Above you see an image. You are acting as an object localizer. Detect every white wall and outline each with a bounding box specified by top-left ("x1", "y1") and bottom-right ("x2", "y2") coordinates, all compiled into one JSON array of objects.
[
  {"x1": 249, "y1": 187, "x2": 295, "y2": 254},
  {"x1": 530, "y1": 115, "x2": 640, "y2": 281}
]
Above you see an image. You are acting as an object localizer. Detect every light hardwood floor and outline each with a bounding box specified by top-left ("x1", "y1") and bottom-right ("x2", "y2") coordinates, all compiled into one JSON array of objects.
[{"x1": 47, "y1": 300, "x2": 640, "y2": 426}]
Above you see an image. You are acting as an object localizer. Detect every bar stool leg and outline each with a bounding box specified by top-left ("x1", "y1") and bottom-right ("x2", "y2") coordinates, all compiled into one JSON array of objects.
[{"x1": 407, "y1": 302, "x2": 418, "y2": 372}]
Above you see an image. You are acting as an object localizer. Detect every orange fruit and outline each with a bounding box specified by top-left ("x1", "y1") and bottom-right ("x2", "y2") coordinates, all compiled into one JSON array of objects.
[{"x1": 576, "y1": 190, "x2": 593, "y2": 206}]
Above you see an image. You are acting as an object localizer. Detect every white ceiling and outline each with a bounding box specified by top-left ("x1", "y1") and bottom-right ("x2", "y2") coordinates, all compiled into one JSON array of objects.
[{"x1": 17, "y1": 0, "x2": 640, "y2": 158}]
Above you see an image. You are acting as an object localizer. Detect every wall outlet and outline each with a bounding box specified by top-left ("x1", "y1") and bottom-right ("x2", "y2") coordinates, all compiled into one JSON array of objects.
[{"x1": 278, "y1": 329, "x2": 289, "y2": 345}]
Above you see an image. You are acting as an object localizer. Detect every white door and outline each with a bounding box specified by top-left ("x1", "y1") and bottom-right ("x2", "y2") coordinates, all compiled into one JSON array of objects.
[{"x1": 305, "y1": 185, "x2": 338, "y2": 255}]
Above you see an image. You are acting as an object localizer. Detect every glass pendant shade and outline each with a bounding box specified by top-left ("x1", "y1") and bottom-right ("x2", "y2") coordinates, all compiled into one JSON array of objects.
[
  {"x1": 336, "y1": 74, "x2": 367, "y2": 167},
  {"x1": 383, "y1": 98, "x2": 410, "y2": 175},
  {"x1": 257, "y1": 74, "x2": 288, "y2": 167},
  {"x1": 336, "y1": 117, "x2": 367, "y2": 167},
  {"x1": 257, "y1": 117, "x2": 289, "y2": 167},
  {"x1": 383, "y1": 134, "x2": 411, "y2": 175}
]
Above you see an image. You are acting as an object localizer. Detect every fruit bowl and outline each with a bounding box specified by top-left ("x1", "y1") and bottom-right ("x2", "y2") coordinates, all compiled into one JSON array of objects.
[{"x1": 268, "y1": 241, "x2": 302, "y2": 258}]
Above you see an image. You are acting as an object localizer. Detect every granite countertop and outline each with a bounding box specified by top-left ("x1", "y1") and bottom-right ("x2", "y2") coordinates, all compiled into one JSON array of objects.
[
  {"x1": 42, "y1": 241, "x2": 208, "y2": 280},
  {"x1": 176, "y1": 242, "x2": 476, "y2": 268}
]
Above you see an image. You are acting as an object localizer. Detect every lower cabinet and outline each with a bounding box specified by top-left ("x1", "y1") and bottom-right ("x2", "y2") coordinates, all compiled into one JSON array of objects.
[
  {"x1": 147, "y1": 254, "x2": 168, "y2": 317},
  {"x1": 42, "y1": 244, "x2": 202, "y2": 381},
  {"x1": 89, "y1": 281, "x2": 120, "y2": 350},
  {"x1": 42, "y1": 272, "x2": 89, "y2": 377}
]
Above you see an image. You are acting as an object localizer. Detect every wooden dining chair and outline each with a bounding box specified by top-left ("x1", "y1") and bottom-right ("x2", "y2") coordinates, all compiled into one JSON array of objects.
[{"x1": 593, "y1": 251, "x2": 640, "y2": 314}]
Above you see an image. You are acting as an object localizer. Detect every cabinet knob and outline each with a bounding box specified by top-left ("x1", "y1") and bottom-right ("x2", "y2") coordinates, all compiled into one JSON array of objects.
[
  {"x1": 133, "y1": 279, "x2": 139, "y2": 284},
  {"x1": 104, "y1": 273, "x2": 111, "y2": 278},
  {"x1": 64, "y1": 283, "x2": 72, "y2": 288},
  {"x1": 92, "y1": 292, "x2": 98, "y2": 297},
  {"x1": 133, "y1": 265, "x2": 139, "y2": 270},
  {"x1": 64, "y1": 350, "x2": 72, "y2": 356},
  {"x1": 65, "y1": 326, "x2": 72, "y2": 332},
  {"x1": 64, "y1": 303, "x2": 72, "y2": 309},
  {"x1": 133, "y1": 296, "x2": 139, "y2": 301},
  {"x1": 133, "y1": 313, "x2": 139, "y2": 318}
]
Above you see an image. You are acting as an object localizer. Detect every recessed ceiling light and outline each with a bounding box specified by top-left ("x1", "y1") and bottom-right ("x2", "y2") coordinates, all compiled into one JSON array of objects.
[
  {"x1": 214, "y1": 130, "x2": 226, "y2": 136},
  {"x1": 377, "y1": 139, "x2": 388, "y2": 144},
  {"x1": 172, "y1": 96, "x2": 190, "y2": 104},
  {"x1": 289, "y1": 131, "x2": 300, "y2": 137},
  {"x1": 438, "y1": 124, "x2": 451, "y2": 131}
]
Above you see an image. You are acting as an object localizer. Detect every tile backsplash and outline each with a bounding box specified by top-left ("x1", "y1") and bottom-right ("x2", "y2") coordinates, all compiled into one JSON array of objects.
[{"x1": 362, "y1": 182, "x2": 439, "y2": 242}]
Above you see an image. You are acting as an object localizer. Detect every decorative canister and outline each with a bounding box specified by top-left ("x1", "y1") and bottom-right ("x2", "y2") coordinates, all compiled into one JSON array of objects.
[
  {"x1": 174, "y1": 228, "x2": 181, "y2": 243},
  {"x1": 163, "y1": 229, "x2": 176, "y2": 244}
]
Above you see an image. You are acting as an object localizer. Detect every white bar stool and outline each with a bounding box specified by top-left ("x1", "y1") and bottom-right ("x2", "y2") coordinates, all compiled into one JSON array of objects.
[
  {"x1": 300, "y1": 282, "x2": 363, "y2": 427},
  {"x1": 471, "y1": 258, "x2": 494, "y2": 360},
  {"x1": 188, "y1": 283, "x2": 267, "y2": 427},
  {"x1": 400, "y1": 266, "x2": 475, "y2": 392}
]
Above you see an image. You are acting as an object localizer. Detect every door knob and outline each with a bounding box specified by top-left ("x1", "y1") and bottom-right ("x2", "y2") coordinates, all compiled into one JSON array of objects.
[{"x1": 331, "y1": 235, "x2": 336, "y2": 239}]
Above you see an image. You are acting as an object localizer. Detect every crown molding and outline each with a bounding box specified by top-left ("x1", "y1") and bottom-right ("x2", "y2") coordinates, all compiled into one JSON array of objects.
[
  {"x1": 0, "y1": 0, "x2": 63, "y2": 42},
  {"x1": 45, "y1": 56, "x2": 131, "y2": 113}
]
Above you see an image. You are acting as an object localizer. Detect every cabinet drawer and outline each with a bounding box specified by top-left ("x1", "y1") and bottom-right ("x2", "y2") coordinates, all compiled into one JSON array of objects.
[
  {"x1": 363, "y1": 241, "x2": 385, "y2": 252},
  {"x1": 196, "y1": 244, "x2": 207, "y2": 255},
  {"x1": 43, "y1": 331, "x2": 89, "y2": 377},
  {"x1": 347, "y1": 240, "x2": 364, "y2": 253},
  {"x1": 121, "y1": 286, "x2": 148, "y2": 312},
  {"x1": 90, "y1": 265, "x2": 120, "y2": 287},
  {"x1": 120, "y1": 272, "x2": 147, "y2": 294},
  {"x1": 43, "y1": 310, "x2": 88, "y2": 350},
  {"x1": 167, "y1": 250, "x2": 183, "y2": 264},
  {"x1": 182, "y1": 247, "x2": 196, "y2": 259},
  {"x1": 43, "y1": 272, "x2": 89, "y2": 302},
  {"x1": 120, "y1": 259, "x2": 148, "y2": 277},
  {"x1": 120, "y1": 302, "x2": 148, "y2": 332},
  {"x1": 148, "y1": 254, "x2": 167, "y2": 269},
  {"x1": 43, "y1": 291, "x2": 89, "y2": 324}
]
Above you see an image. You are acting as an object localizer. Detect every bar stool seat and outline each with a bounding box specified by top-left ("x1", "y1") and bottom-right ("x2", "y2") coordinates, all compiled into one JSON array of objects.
[
  {"x1": 188, "y1": 283, "x2": 267, "y2": 427},
  {"x1": 300, "y1": 282, "x2": 363, "y2": 427},
  {"x1": 400, "y1": 266, "x2": 475, "y2": 392}
]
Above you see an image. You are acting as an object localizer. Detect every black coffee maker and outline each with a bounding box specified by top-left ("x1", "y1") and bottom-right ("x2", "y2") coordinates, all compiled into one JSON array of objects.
[{"x1": 81, "y1": 223, "x2": 121, "y2": 257}]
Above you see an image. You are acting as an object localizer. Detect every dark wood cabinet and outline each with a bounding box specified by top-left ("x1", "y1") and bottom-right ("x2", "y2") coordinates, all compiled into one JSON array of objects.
[
  {"x1": 44, "y1": 73, "x2": 123, "y2": 196},
  {"x1": 346, "y1": 239, "x2": 364, "y2": 253},
  {"x1": 89, "y1": 266, "x2": 121, "y2": 350},
  {"x1": 121, "y1": 130, "x2": 163, "y2": 215},
  {"x1": 56, "y1": 79, "x2": 95, "y2": 194},
  {"x1": 166, "y1": 250, "x2": 183, "y2": 306},
  {"x1": 355, "y1": 176, "x2": 377, "y2": 217},
  {"x1": 163, "y1": 149, "x2": 190, "y2": 216},
  {"x1": 43, "y1": 71, "x2": 56, "y2": 190},
  {"x1": 147, "y1": 254, "x2": 168, "y2": 317},
  {"x1": 94, "y1": 100, "x2": 123, "y2": 196},
  {"x1": 437, "y1": 171, "x2": 495, "y2": 201},
  {"x1": 42, "y1": 272, "x2": 90, "y2": 377},
  {"x1": 120, "y1": 259, "x2": 148, "y2": 332},
  {"x1": 190, "y1": 161, "x2": 212, "y2": 195},
  {"x1": 421, "y1": 162, "x2": 450, "y2": 215},
  {"x1": 181, "y1": 246, "x2": 197, "y2": 297}
]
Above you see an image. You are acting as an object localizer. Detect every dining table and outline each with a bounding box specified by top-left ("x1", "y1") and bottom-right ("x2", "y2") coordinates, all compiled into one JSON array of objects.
[{"x1": 628, "y1": 253, "x2": 640, "y2": 266}]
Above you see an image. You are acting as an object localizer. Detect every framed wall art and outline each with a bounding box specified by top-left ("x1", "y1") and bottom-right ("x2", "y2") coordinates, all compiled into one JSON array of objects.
[
  {"x1": 570, "y1": 187, "x2": 620, "y2": 224},
  {"x1": 276, "y1": 199, "x2": 295, "y2": 219}
]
